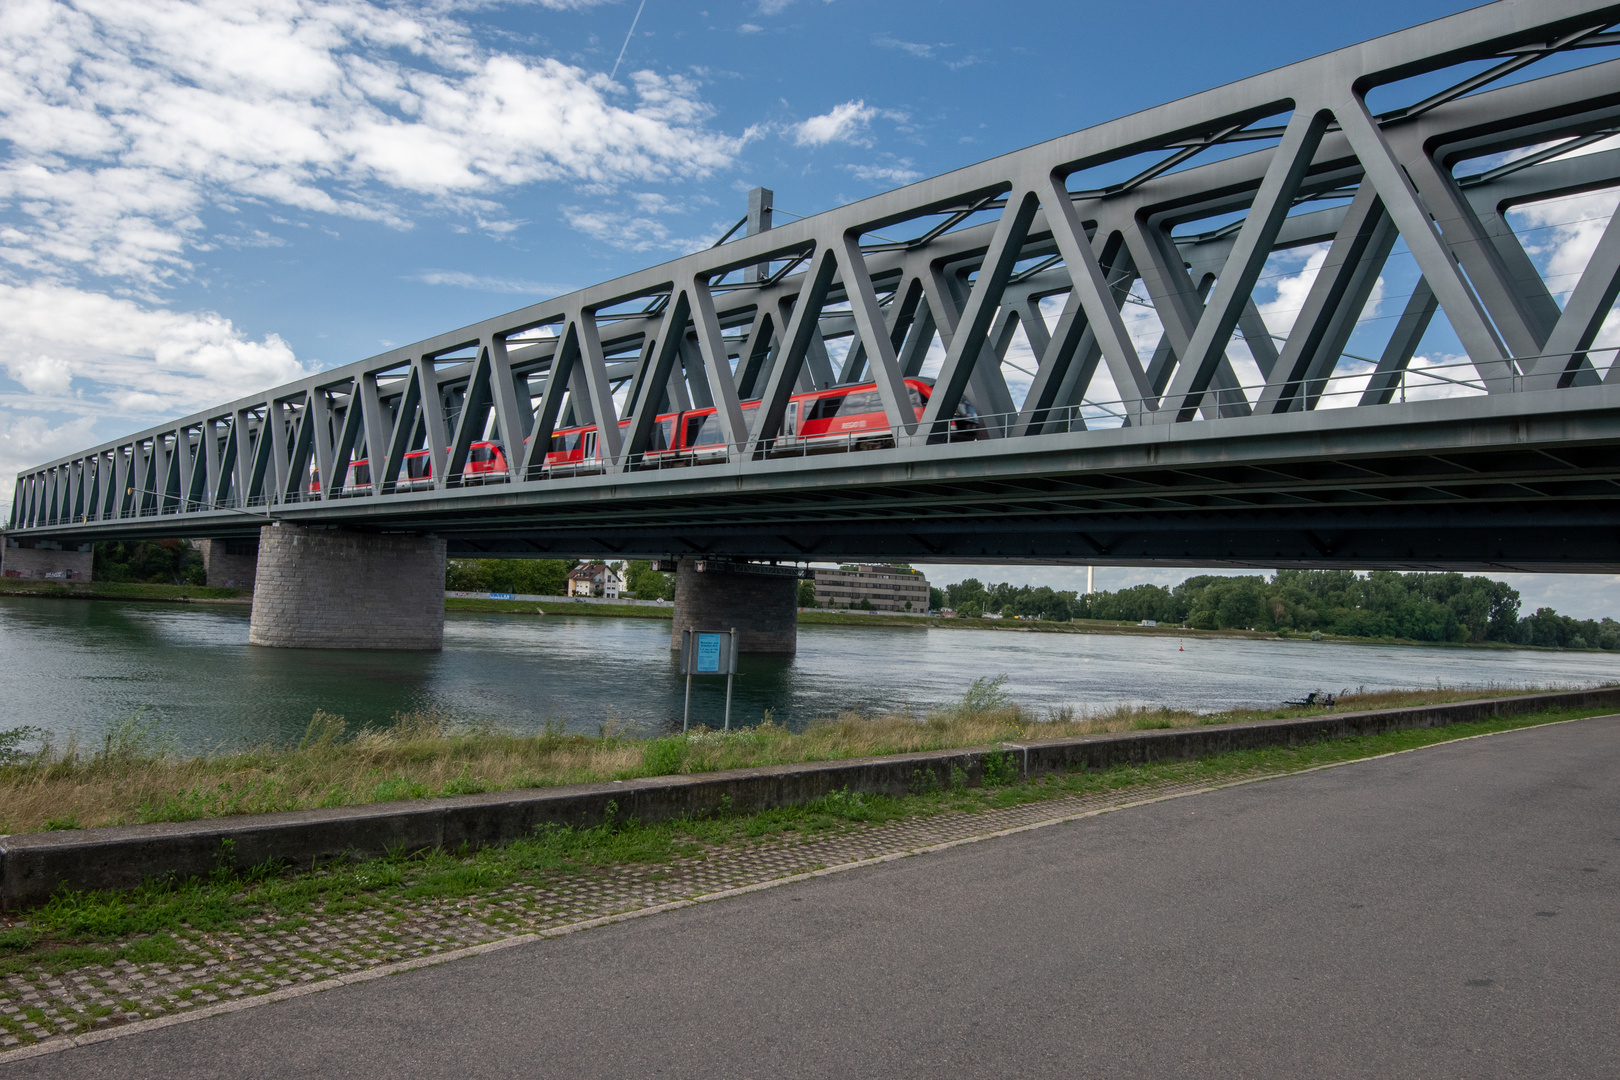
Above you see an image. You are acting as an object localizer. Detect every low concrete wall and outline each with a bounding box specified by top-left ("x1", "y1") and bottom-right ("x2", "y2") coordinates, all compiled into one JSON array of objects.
[
  {"x1": 2, "y1": 541, "x2": 93, "y2": 582},
  {"x1": 200, "y1": 538, "x2": 258, "y2": 589},
  {"x1": 3, "y1": 687, "x2": 1617, "y2": 907}
]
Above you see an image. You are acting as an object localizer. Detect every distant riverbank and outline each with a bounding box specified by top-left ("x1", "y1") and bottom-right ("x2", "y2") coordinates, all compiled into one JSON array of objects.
[
  {"x1": 444, "y1": 594, "x2": 1604, "y2": 653},
  {"x1": 0, "y1": 580, "x2": 1610, "y2": 654}
]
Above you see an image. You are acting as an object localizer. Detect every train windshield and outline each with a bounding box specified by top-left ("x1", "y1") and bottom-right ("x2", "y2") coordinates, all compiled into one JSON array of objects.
[
  {"x1": 404, "y1": 454, "x2": 431, "y2": 480},
  {"x1": 469, "y1": 444, "x2": 497, "y2": 463}
]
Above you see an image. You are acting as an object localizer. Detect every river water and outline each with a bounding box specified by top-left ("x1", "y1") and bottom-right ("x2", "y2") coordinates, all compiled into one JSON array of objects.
[{"x1": 1, "y1": 597, "x2": 1616, "y2": 753}]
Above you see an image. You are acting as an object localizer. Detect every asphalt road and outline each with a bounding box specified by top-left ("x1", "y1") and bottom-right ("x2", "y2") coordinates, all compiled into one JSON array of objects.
[{"x1": 9, "y1": 716, "x2": 1619, "y2": 1079}]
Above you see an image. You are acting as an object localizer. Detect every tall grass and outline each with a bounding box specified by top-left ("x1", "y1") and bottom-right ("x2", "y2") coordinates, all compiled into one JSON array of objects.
[{"x1": 0, "y1": 679, "x2": 1595, "y2": 835}]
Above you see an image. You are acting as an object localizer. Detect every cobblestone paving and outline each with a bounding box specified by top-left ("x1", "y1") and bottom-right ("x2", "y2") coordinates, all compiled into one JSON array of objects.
[{"x1": 0, "y1": 773, "x2": 1233, "y2": 1055}]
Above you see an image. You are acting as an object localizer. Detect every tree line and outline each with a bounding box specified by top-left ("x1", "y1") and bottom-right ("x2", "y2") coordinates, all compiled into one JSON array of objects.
[
  {"x1": 444, "y1": 558, "x2": 674, "y2": 600},
  {"x1": 945, "y1": 570, "x2": 1618, "y2": 649}
]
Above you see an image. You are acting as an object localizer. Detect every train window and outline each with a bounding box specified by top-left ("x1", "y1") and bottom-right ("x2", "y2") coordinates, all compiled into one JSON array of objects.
[
  {"x1": 651, "y1": 417, "x2": 673, "y2": 451},
  {"x1": 908, "y1": 384, "x2": 925, "y2": 407},
  {"x1": 405, "y1": 454, "x2": 431, "y2": 480},
  {"x1": 549, "y1": 431, "x2": 581, "y2": 454},
  {"x1": 808, "y1": 390, "x2": 884, "y2": 421},
  {"x1": 684, "y1": 413, "x2": 724, "y2": 447},
  {"x1": 470, "y1": 444, "x2": 496, "y2": 463},
  {"x1": 350, "y1": 462, "x2": 370, "y2": 486}
]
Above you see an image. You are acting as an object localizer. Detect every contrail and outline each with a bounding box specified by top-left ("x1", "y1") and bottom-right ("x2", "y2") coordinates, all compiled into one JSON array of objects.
[{"x1": 609, "y1": 0, "x2": 647, "y2": 81}]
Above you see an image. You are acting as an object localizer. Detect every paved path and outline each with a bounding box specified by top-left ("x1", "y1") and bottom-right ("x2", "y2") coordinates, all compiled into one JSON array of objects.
[{"x1": 9, "y1": 717, "x2": 1619, "y2": 1078}]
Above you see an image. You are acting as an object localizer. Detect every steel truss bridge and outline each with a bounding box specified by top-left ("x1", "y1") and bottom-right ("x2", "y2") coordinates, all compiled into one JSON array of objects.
[{"x1": 11, "y1": 0, "x2": 1620, "y2": 571}]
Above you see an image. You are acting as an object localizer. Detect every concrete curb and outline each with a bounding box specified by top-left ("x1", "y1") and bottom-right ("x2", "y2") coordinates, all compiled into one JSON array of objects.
[{"x1": 3, "y1": 686, "x2": 1617, "y2": 907}]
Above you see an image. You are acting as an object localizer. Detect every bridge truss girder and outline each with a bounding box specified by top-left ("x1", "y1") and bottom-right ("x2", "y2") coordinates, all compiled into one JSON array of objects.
[{"x1": 11, "y1": 0, "x2": 1620, "y2": 571}]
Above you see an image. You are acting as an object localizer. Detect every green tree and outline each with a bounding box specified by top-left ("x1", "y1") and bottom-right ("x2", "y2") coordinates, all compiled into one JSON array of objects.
[
  {"x1": 94, "y1": 540, "x2": 204, "y2": 585},
  {"x1": 797, "y1": 579, "x2": 817, "y2": 607},
  {"x1": 445, "y1": 558, "x2": 569, "y2": 596},
  {"x1": 945, "y1": 578, "x2": 988, "y2": 611},
  {"x1": 625, "y1": 560, "x2": 675, "y2": 601}
]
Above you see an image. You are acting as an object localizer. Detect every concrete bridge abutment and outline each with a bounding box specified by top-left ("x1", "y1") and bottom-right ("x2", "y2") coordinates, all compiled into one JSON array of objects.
[
  {"x1": 248, "y1": 524, "x2": 446, "y2": 650},
  {"x1": 199, "y1": 538, "x2": 259, "y2": 589},
  {"x1": 670, "y1": 557, "x2": 798, "y2": 654},
  {"x1": 2, "y1": 538, "x2": 93, "y2": 582}
]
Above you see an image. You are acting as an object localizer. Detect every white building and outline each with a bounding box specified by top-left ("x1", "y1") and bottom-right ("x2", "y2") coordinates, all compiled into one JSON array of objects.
[{"x1": 566, "y1": 562, "x2": 625, "y2": 599}]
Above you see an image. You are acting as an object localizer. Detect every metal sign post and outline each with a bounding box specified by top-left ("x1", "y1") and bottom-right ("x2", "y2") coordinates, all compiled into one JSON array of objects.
[{"x1": 679, "y1": 627, "x2": 738, "y2": 731}]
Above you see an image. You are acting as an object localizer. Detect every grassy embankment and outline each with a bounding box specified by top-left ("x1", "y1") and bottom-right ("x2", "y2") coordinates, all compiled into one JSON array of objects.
[
  {"x1": 0, "y1": 580, "x2": 245, "y2": 603},
  {"x1": 0, "y1": 681, "x2": 1598, "y2": 836},
  {"x1": 0, "y1": 694, "x2": 1611, "y2": 972}
]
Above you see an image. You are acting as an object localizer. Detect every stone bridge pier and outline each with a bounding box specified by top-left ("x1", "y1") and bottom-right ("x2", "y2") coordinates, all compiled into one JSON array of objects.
[
  {"x1": 670, "y1": 557, "x2": 799, "y2": 654},
  {"x1": 248, "y1": 523, "x2": 446, "y2": 650}
]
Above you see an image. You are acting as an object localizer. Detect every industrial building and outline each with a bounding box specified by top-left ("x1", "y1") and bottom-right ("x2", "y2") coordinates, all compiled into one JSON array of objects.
[{"x1": 812, "y1": 565, "x2": 930, "y2": 612}]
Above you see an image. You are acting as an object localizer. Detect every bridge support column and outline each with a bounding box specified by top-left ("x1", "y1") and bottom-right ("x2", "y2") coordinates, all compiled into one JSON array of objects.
[
  {"x1": 248, "y1": 524, "x2": 446, "y2": 650},
  {"x1": 198, "y1": 538, "x2": 259, "y2": 589},
  {"x1": 2, "y1": 538, "x2": 93, "y2": 581},
  {"x1": 670, "y1": 558, "x2": 798, "y2": 654}
]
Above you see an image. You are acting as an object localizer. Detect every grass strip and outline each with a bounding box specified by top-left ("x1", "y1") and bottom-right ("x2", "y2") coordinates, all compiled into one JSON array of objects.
[
  {"x1": 0, "y1": 580, "x2": 245, "y2": 603},
  {"x1": 0, "y1": 702, "x2": 1603, "y2": 977},
  {"x1": 0, "y1": 682, "x2": 1587, "y2": 834}
]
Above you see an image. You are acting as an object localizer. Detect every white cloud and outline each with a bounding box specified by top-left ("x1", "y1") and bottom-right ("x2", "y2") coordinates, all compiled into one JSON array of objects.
[
  {"x1": 0, "y1": 0, "x2": 752, "y2": 518},
  {"x1": 0, "y1": 0, "x2": 744, "y2": 284},
  {"x1": 1509, "y1": 190, "x2": 1620, "y2": 298},
  {"x1": 1505, "y1": 189, "x2": 1620, "y2": 374},
  {"x1": 874, "y1": 36, "x2": 945, "y2": 59},
  {"x1": 562, "y1": 205, "x2": 711, "y2": 253},
  {"x1": 0, "y1": 411, "x2": 101, "y2": 498},
  {"x1": 0, "y1": 282, "x2": 310, "y2": 494},
  {"x1": 409, "y1": 269, "x2": 568, "y2": 295},
  {"x1": 844, "y1": 162, "x2": 922, "y2": 185},
  {"x1": 0, "y1": 283, "x2": 309, "y2": 421},
  {"x1": 793, "y1": 100, "x2": 877, "y2": 147}
]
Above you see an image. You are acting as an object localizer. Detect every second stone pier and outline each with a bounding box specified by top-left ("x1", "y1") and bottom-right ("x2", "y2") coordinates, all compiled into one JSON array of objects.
[
  {"x1": 248, "y1": 524, "x2": 446, "y2": 650},
  {"x1": 670, "y1": 558, "x2": 798, "y2": 654}
]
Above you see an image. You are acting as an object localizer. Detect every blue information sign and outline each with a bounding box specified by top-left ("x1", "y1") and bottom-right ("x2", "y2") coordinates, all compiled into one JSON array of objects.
[
  {"x1": 489, "y1": 592, "x2": 515, "y2": 600},
  {"x1": 695, "y1": 633, "x2": 722, "y2": 673}
]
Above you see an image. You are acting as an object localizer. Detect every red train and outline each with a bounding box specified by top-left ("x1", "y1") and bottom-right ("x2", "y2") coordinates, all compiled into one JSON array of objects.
[{"x1": 310, "y1": 377, "x2": 977, "y2": 492}]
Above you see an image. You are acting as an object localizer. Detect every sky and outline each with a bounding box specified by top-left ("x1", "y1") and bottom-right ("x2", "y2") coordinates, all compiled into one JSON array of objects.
[{"x1": 1, "y1": 0, "x2": 1618, "y2": 619}]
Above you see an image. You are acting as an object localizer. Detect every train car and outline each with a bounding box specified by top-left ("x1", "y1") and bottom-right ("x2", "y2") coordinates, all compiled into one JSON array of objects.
[
  {"x1": 542, "y1": 377, "x2": 980, "y2": 471},
  {"x1": 309, "y1": 440, "x2": 509, "y2": 494}
]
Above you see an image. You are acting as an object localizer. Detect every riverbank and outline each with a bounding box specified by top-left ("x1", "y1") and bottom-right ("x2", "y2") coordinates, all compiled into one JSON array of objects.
[
  {"x1": 3, "y1": 582, "x2": 1607, "y2": 653},
  {"x1": 449, "y1": 593, "x2": 1610, "y2": 651},
  {"x1": 0, "y1": 682, "x2": 1598, "y2": 836},
  {"x1": 0, "y1": 580, "x2": 245, "y2": 604}
]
